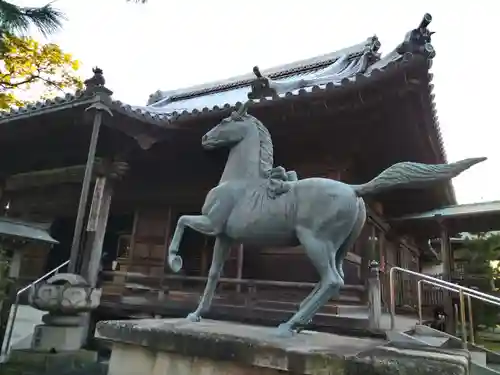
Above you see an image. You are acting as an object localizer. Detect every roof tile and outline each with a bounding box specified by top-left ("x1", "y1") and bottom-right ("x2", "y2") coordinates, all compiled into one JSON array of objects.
[{"x1": 0, "y1": 13, "x2": 443, "y2": 162}]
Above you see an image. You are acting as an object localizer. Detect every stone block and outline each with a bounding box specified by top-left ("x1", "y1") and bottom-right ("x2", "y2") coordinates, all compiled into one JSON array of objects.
[
  {"x1": 347, "y1": 345, "x2": 469, "y2": 375},
  {"x1": 97, "y1": 319, "x2": 473, "y2": 375},
  {"x1": 9, "y1": 348, "x2": 97, "y2": 365},
  {"x1": 97, "y1": 318, "x2": 383, "y2": 375},
  {"x1": 31, "y1": 324, "x2": 85, "y2": 352}
]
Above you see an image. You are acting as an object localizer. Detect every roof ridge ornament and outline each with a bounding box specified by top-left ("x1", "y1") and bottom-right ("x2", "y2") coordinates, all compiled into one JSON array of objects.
[
  {"x1": 397, "y1": 13, "x2": 436, "y2": 59},
  {"x1": 84, "y1": 67, "x2": 113, "y2": 96},
  {"x1": 248, "y1": 36, "x2": 384, "y2": 100},
  {"x1": 364, "y1": 35, "x2": 382, "y2": 62},
  {"x1": 248, "y1": 66, "x2": 276, "y2": 100},
  {"x1": 147, "y1": 90, "x2": 165, "y2": 106}
]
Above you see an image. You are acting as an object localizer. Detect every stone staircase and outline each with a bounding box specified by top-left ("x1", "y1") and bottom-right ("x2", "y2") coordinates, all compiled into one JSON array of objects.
[{"x1": 387, "y1": 324, "x2": 500, "y2": 375}]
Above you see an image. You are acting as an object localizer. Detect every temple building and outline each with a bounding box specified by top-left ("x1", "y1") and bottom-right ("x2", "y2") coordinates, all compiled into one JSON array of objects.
[{"x1": 1, "y1": 13, "x2": 491, "y2": 331}]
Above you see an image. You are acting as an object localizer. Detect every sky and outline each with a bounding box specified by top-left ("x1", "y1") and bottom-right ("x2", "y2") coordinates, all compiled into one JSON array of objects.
[{"x1": 15, "y1": 0, "x2": 499, "y2": 205}]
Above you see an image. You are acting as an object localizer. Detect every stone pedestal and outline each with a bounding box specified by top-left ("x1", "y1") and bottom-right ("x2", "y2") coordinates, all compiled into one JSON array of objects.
[
  {"x1": 5, "y1": 349, "x2": 101, "y2": 374},
  {"x1": 31, "y1": 324, "x2": 85, "y2": 352},
  {"x1": 97, "y1": 319, "x2": 470, "y2": 375},
  {"x1": 97, "y1": 319, "x2": 368, "y2": 375}
]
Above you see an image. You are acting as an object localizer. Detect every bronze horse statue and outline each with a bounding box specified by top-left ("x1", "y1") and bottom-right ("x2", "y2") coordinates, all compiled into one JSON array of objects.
[{"x1": 167, "y1": 101, "x2": 485, "y2": 337}]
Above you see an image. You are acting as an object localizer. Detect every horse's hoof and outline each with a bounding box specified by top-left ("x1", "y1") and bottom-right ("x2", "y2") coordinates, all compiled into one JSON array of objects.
[
  {"x1": 168, "y1": 255, "x2": 183, "y2": 273},
  {"x1": 275, "y1": 323, "x2": 295, "y2": 338},
  {"x1": 186, "y1": 312, "x2": 201, "y2": 322},
  {"x1": 295, "y1": 320, "x2": 312, "y2": 333}
]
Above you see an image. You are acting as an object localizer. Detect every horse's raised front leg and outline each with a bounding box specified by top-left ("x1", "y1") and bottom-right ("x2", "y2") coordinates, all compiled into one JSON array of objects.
[
  {"x1": 186, "y1": 236, "x2": 232, "y2": 322},
  {"x1": 168, "y1": 215, "x2": 219, "y2": 273}
]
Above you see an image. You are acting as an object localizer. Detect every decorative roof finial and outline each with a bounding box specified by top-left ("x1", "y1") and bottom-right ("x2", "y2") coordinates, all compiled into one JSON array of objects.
[
  {"x1": 248, "y1": 66, "x2": 276, "y2": 100},
  {"x1": 84, "y1": 67, "x2": 113, "y2": 96},
  {"x1": 397, "y1": 13, "x2": 436, "y2": 59},
  {"x1": 363, "y1": 35, "x2": 382, "y2": 64}
]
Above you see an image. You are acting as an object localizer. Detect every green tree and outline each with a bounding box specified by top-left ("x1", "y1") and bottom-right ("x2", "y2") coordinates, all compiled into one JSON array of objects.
[
  {"x1": 0, "y1": 34, "x2": 82, "y2": 109},
  {"x1": 0, "y1": 1, "x2": 64, "y2": 37},
  {"x1": 462, "y1": 233, "x2": 500, "y2": 285},
  {"x1": 461, "y1": 233, "x2": 500, "y2": 331}
]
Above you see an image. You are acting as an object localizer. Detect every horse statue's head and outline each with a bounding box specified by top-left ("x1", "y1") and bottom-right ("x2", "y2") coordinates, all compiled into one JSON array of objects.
[
  {"x1": 201, "y1": 101, "x2": 255, "y2": 150},
  {"x1": 201, "y1": 101, "x2": 274, "y2": 181}
]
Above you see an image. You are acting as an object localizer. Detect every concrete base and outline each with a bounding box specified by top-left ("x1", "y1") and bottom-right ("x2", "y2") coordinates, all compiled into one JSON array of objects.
[
  {"x1": 31, "y1": 324, "x2": 85, "y2": 352},
  {"x1": 2, "y1": 349, "x2": 100, "y2": 373},
  {"x1": 96, "y1": 318, "x2": 470, "y2": 375}
]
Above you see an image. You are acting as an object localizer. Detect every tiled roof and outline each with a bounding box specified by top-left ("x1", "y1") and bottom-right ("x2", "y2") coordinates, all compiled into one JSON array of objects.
[
  {"x1": 393, "y1": 201, "x2": 500, "y2": 222},
  {"x1": 0, "y1": 91, "x2": 174, "y2": 127},
  {"x1": 0, "y1": 216, "x2": 58, "y2": 244},
  {"x1": 0, "y1": 14, "x2": 450, "y2": 203},
  {"x1": 146, "y1": 37, "x2": 381, "y2": 106},
  {"x1": 0, "y1": 91, "x2": 93, "y2": 123},
  {"x1": 146, "y1": 36, "x2": 384, "y2": 114},
  {"x1": 0, "y1": 14, "x2": 441, "y2": 139}
]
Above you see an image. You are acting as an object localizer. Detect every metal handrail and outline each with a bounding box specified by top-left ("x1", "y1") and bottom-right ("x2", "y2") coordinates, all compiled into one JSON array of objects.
[
  {"x1": 390, "y1": 266, "x2": 500, "y2": 348},
  {"x1": 417, "y1": 279, "x2": 500, "y2": 345},
  {"x1": 2, "y1": 259, "x2": 69, "y2": 357}
]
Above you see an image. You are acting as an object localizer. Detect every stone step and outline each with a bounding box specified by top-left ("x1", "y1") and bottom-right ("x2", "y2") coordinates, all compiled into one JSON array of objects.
[
  {"x1": 471, "y1": 350, "x2": 488, "y2": 367},
  {"x1": 411, "y1": 333, "x2": 450, "y2": 347},
  {"x1": 336, "y1": 304, "x2": 369, "y2": 316},
  {"x1": 388, "y1": 325, "x2": 500, "y2": 375},
  {"x1": 487, "y1": 363, "x2": 500, "y2": 373},
  {"x1": 471, "y1": 362, "x2": 500, "y2": 375}
]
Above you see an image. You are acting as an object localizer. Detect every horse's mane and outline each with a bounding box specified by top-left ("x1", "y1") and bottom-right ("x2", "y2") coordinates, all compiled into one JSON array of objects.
[{"x1": 244, "y1": 114, "x2": 274, "y2": 177}]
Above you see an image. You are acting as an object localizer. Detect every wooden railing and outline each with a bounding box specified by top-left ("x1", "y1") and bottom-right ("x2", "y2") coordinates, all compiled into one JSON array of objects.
[
  {"x1": 99, "y1": 270, "x2": 366, "y2": 318},
  {"x1": 101, "y1": 267, "x2": 455, "y2": 321},
  {"x1": 101, "y1": 271, "x2": 365, "y2": 293}
]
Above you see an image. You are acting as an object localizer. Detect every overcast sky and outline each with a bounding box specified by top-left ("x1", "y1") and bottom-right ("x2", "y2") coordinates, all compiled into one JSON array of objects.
[{"x1": 16, "y1": 0, "x2": 499, "y2": 205}]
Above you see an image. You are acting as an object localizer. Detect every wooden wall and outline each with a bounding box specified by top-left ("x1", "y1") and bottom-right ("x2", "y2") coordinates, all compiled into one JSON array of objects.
[
  {"x1": 17, "y1": 242, "x2": 50, "y2": 285},
  {"x1": 112, "y1": 198, "x2": 424, "y2": 297},
  {"x1": 116, "y1": 209, "x2": 172, "y2": 278}
]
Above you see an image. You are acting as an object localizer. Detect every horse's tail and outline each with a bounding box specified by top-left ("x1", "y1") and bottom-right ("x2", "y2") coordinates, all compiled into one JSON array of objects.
[{"x1": 350, "y1": 157, "x2": 486, "y2": 196}]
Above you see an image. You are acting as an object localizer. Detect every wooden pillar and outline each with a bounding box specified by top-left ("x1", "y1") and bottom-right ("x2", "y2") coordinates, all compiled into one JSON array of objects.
[
  {"x1": 128, "y1": 210, "x2": 140, "y2": 262},
  {"x1": 68, "y1": 110, "x2": 105, "y2": 273},
  {"x1": 200, "y1": 237, "x2": 209, "y2": 276},
  {"x1": 0, "y1": 178, "x2": 4, "y2": 215},
  {"x1": 378, "y1": 233, "x2": 387, "y2": 310},
  {"x1": 0, "y1": 243, "x2": 13, "y2": 354},
  {"x1": 68, "y1": 76, "x2": 114, "y2": 274},
  {"x1": 368, "y1": 260, "x2": 382, "y2": 329},
  {"x1": 80, "y1": 160, "x2": 127, "y2": 286},
  {"x1": 236, "y1": 244, "x2": 244, "y2": 293},
  {"x1": 80, "y1": 175, "x2": 113, "y2": 287},
  {"x1": 437, "y1": 217, "x2": 454, "y2": 334},
  {"x1": 379, "y1": 234, "x2": 386, "y2": 271},
  {"x1": 358, "y1": 223, "x2": 371, "y2": 303},
  {"x1": 0, "y1": 240, "x2": 26, "y2": 354},
  {"x1": 370, "y1": 225, "x2": 377, "y2": 261},
  {"x1": 79, "y1": 171, "x2": 118, "y2": 348}
]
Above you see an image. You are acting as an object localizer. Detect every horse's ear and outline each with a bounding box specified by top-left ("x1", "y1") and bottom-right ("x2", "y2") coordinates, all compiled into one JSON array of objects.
[{"x1": 237, "y1": 100, "x2": 252, "y2": 115}]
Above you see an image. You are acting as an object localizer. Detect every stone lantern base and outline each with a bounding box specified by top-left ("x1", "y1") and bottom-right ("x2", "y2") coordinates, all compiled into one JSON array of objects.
[
  {"x1": 26, "y1": 273, "x2": 101, "y2": 353},
  {"x1": 32, "y1": 324, "x2": 85, "y2": 352}
]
